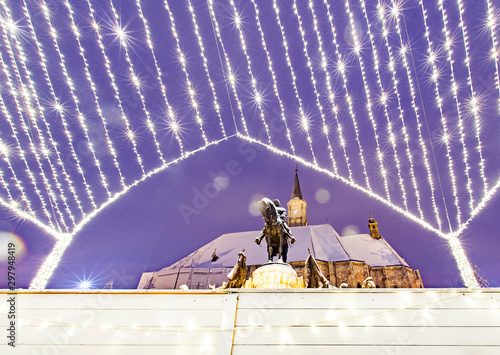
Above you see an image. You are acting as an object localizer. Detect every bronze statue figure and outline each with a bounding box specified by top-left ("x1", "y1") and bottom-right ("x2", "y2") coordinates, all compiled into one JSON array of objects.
[{"x1": 255, "y1": 197, "x2": 295, "y2": 262}]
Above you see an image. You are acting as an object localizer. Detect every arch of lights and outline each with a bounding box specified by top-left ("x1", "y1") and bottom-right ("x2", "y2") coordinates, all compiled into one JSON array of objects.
[{"x1": 0, "y1": 0, "x2": 498, "y2": 289}]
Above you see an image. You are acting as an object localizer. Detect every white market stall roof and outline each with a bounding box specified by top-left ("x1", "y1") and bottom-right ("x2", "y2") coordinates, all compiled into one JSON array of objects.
[{"x1": 163, "y1": 224, "x2": 409, "y2": 270}]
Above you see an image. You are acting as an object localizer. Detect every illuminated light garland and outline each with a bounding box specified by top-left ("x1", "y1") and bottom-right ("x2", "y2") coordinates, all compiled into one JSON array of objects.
[
  {"x1": 293, "y1": 0, "x2": 338, "y2": 174},
  {"x1": 385, "y1": 1, "x2": 430, "y2": 220},
  {"x1": 0, "y1": 155, "x2": 15, "y2": 204},
  {"x1": 368, "y1": 0, "x2": 442, "y2": 229},
  {"x1": 38, "y1": 0, "x2": 112, "y2": 198},
  {"x1": 418, "y1": 0, "x2": 461, "y2": 231},
  {"x1": 238, "y1": 134, "x2": 479, "y2": 288},
  {"x1": 84, "y1": 0, "x2": 146, "y2": 176},
  {"x1": 0, "y1": 42, "x2": 62, "y2": 231},
  {"x1": 485, "y1": 0, "x2": 500, "y2": 112},
  {"x1": 455, "y1": 0, "x2": 487, "y2": 195},
  {"x1": 249, "y1": 0, "x2": 295, "y2": 154},
  {"x1": 163, "y1": 0, "x2": 209, "y2": 146},
  {"x1": 435, "y1": 0, "x2": 474, "y2": 213},
  {"x1": 108, "y1": 0, "x2": 167, "y2": 166},
  {"x1": 64, "y1": 0, "x2": 126, "y2": 189},
  {"x1": 207, "y1": 0, "x2": 250, "y2": 136},
  {"x1": 343, "y1": 0, "x2": 390, "y2": 199},
  {"x1": 272, "y1": 0, "x2": 318, "y2": 166},
  {"x1": 135, "y1": 0, "x2": 185, "y2": 155},
  {"x1": 229, "y1": 0, "x2": 272, "y2": 146},
  {"x1": 377, "y1": 2, "x2": 419, "y2": 214},
  {"x1": 0, "y1": 16, "x2": 73, "y2": 229},
  {"x1": 186, "y1": 0, "x2": 227, "y2": 139},
  {"x1": 323, "y1": 0, "x2": 371, "y2": 187},
  {"x1": 1, "y1": 8, "x2": 86, "y2": 220},
  {"x1": 20, "y1": 0, "x2": 98, "y2": 210},
  {"x1": 29, "y1": 136, "x2": 233, "y2": 290}
]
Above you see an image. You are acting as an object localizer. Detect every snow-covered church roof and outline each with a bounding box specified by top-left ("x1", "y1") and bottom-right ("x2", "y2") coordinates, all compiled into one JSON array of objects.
[{"x1": 163, "y1": 224, "x2": 408, "y2": 270}]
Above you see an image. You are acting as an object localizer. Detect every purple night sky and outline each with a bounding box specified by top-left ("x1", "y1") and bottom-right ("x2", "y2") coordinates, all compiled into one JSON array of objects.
[{"x1": 0, "y1": 0, "x2": 499, "y2": 289}]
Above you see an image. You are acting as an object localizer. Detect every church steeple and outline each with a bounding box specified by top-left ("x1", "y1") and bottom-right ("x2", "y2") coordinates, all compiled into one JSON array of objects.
[
  {"x1": 291, "y1": 165, "x2": 303, "y2": 200},
  {"x1": 287, "y1": 165, "x2": 308, "y2": 227}
]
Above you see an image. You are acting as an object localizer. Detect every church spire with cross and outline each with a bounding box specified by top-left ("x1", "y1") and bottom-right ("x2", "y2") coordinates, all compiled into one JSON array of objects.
[{"x1": 287, "y1": 165, "x2": 308, "y2": 227}]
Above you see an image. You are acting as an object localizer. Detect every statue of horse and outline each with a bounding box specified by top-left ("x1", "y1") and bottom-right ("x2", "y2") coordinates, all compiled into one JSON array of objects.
[{"x1": 255, "y1": 197, "x2": 295, "y2": 263}]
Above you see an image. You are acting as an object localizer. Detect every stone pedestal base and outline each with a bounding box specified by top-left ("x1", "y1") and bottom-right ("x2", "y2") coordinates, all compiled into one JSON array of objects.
[{"x1": 244, "y1": 262, "x2": 305, "y2": 289}]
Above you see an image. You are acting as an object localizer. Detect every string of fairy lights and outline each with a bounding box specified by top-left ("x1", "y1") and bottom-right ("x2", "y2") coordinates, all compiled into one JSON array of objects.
[{"x1": 0, "y1": 0, "x2": 497, "y2": 289}]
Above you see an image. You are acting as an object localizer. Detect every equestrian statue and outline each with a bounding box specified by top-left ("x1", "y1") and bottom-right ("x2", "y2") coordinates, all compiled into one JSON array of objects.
[{"x1": 255, "y1": 198, "x2": 295, "y2": 263}]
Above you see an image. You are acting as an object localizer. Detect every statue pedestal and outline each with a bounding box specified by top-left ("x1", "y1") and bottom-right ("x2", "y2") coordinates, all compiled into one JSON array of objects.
[{"x1": 244, "y1": 262, "x2": 305, "y2": 289}]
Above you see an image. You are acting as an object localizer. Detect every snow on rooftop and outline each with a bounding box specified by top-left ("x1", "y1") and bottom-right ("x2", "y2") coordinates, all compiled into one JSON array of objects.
[{"x1": 163, "y1": 224, "x2": 408, "y2": 270}]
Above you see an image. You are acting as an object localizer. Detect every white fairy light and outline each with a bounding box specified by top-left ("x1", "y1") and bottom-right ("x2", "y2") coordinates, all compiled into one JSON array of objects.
[
  {"x1": 250, "y1": 0, "x2": 295, "y2": 154},
  {"x1": 344, "y1": 0, "x2": 390, "y2": 199},
  {"x1": 273, "y1": 0, "x2": 318, "y2": 165},
  {"x1": 108, "y1": 0, "x2": 167, "y2": 166},
  {"x1": 163, "y1": 0, "x2": 209, "y2": 146},
  {"x1": 38, "y1": 0, "x2": 112, "y2": 198},
  {"x1": 324, "y1": 0, "x2": 370, "y2": 188},
  {"x1": 418, "y1": 0, "x2": 462, "y2": 231},
  {"x1": 294, "y1": 0, "x2": 338, "y2": 174},
  {"x1": 65, "y1": 0, "x2": 126, "y2": 189},
  {"x1": 377, "y1": 2, "x2": 416, "y2": 213},
  {"x1": 186, "y1": 0, "x2": 227, "y2": 138},
  {"x1": 229, "y1": 1, "x2": 272, "y2": 145},
  {"x1": 22, "y1": 1, "x2": 99, "y2": 211},
  {"x1": 455, "y1": 0, "x2": 487, "y2": 195},
  {"x1": 84, "y1": 0, "x2": 146, "y2": 175},
  {"x1": 134, "y1": 0, "x2": 185, "y2": 155},
  {"x1": 436, "y1": 0, "x2": 474, "y2": 213},
  {"x1": 207, "y1": 0, "x2": 250, "y2": 136}
]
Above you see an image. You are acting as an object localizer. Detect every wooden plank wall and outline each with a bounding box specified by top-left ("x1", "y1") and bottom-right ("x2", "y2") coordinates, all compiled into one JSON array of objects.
[{"x1": 1, "y1": 289, "x2": 499, "y2": 354}]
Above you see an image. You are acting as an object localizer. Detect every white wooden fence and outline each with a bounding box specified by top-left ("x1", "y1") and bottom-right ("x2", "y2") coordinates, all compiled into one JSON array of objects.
[{"x1": 1, "y1": 288, "x2": 499, "y2": 354}]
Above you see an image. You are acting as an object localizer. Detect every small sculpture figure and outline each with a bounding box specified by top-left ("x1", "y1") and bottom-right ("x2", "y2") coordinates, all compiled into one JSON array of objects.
[
  {"x1": 221, "y1": 249, "x2": 247, "y2": 289},
  {"x1": 255, "y1": 197, "x2": 295, "y2": 263},
  {"x1": 362, "y1": 277, "x2": 376, "y2": 288},
  {"x1": 304, "y1": 248, "x2": 333, "y2": 288}
]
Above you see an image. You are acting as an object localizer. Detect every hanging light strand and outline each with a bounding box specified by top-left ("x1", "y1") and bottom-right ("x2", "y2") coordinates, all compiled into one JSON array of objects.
[
  {"x1": 84, "y1": 0, "x2": 146, "y2": 176},
  {"x1": 343, "y1": 0, "x2": 390, "y2": 199},
  {"x1": 134, "y1": 0, "x2": 185, "y2": 155},
  {"x1": 249, "y1": 0, "x2": 295, "y2": 154},
  {"x1": 417, "y1": 0, "x2": 461, "y2": 232},
  {"x1": 187, "y1": 0, "x2": 227, "y2": 139},
  {"x1": 163, "y1": 0, "x2": 209, "y2": 146},
  {"x1": 207, "y1": 0, "x2": 249, "y2": 136},
  {"x1": 377, "y1": 3, "x2": 416, "y2": 213},
  {"x1": 108, "y1": 0, "x2": 167, "y2": 166},
  {"x1": 455, "y1": 0, "x2": 487, "y2": 195},
  {"x1": 293, "y1": 0, "x2": 338, "y2": 174},
  {"x1": 317, "y1": 0, "x2": 355, "y2": 181},
  {"x1": 435, "y1": 0, "x2": 474, "y2": 213},
  {"x1": 385, "y1": 0, "x2": 427, "y2": 219},
  {"x1": 323, "y1": 0, "x2": 370, "y2": 186},
  {"x1": 20, "y1": 0, "x2": 97, "y2": 210},
  {"x1": 229, "y1": 0, "x2": 272, "y2": 146},
  {"x1": 65, "y1": 0, "x2": 126, "y2": 189},
  {"x1": 39, "y1": 0, "x2": 112, "y2": 198},
  {"x1": 272, "y1": 0, "x2": 318, "y2": 166},
  {"x1": 485, "y1": 0, "x2": 500, "y2": 113}
]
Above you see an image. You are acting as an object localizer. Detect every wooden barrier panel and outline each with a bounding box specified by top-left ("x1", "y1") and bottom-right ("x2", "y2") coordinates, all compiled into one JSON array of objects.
[{"x1": 0, "y1": 289, "x2": 499, "y2": 354}]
